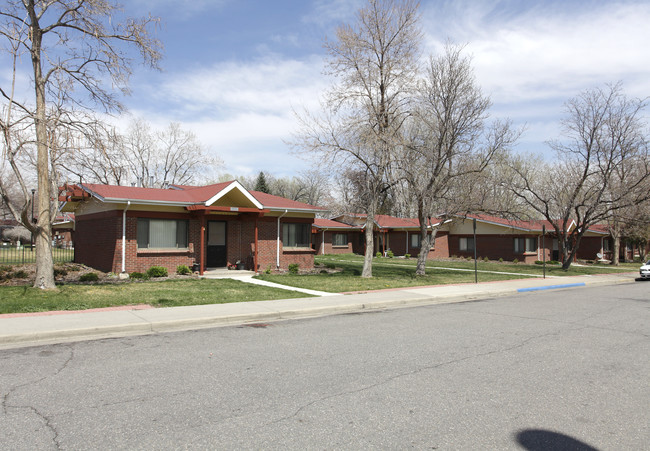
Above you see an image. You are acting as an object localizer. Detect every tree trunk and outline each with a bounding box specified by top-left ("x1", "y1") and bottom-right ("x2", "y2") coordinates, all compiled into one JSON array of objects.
[
  {"x1": 611, "y1": 235, "x2": 621, "y2": 266},
  {"x1": 415, "y1": 225, "x2": 438, "y2": 276},
  {"x1": 361, "y1": 215, "x2": 375, "y2": 278},
  {"x1": 559, "y1": 237, "x2": 571, "y2": 270},
  {"x1": 30, "y1": 7, "x2": 56, "y2": 289}
]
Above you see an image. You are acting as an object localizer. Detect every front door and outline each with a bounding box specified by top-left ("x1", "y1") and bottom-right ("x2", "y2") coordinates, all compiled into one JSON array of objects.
[{"x1": 207, "y1": 221, "x2": 227, "y2": 267}]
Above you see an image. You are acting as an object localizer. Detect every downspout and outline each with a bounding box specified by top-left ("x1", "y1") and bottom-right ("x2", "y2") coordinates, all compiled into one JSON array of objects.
[
  {"x1": 322, "y1": 229, "x2": 325, "y2": 255},
  {"x1": 121, "y1": 201, "x2": 130, "y2": 273},
  {"x1": 277, "y1": 209, "x2": 288, "y2": 269}
]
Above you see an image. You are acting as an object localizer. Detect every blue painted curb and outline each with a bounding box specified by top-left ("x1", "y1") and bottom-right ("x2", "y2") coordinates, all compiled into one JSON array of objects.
[{"x1": 517, "y1": 282, "x2": 586, "y2": 292}]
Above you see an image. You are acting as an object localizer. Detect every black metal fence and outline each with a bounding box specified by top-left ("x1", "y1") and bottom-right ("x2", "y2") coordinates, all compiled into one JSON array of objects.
[{"x1": 0, "y1": 245, "x2": 74, "y2": 265}]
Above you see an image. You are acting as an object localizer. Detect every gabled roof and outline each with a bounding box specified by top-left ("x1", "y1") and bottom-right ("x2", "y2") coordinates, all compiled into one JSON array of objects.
[
  {"x1": 462, "y1": 213, "x2": 608, "y2": 235},
  {"x1": 313, "y1": 218, "x2": 363, "y2": 230},
  {"x1": 60, "y1": 181, "x2": 325, "y2": 213},
  {"x1": 374, "y1": 215, "x2": 420, "y2": 229}
]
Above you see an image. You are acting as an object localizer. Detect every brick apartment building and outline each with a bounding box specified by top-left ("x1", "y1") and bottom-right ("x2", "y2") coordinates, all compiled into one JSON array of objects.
[
  {"x1": 59, "y1": 181, "x2": 323, "y2": 274},
  {"x1": 313, "y1": 213, "x2": 615, "y2": 263}
]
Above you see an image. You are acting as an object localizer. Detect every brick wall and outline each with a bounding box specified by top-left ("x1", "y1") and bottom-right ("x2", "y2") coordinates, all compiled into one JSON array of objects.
[
  {"x1": 75, "y1": 210, "x2": 317, "y2": 274},
  {"x1": 449, "y1": 234, "x2": 540, "y2": 263},
  {"x1": 312, "y1": 230, "x2": 355, "y2": 255},
  {"x1": 75, "y1": 211, "x2": 120, "y2": 272},
  {"x1": 576, "y1": 236, "x2": 604, "y2": 261}
]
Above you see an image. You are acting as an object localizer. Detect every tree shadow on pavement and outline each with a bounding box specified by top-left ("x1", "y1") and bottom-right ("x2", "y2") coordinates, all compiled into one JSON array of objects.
[{"x1": 515, "y1": 429, "x2": 599, "y2": 451}]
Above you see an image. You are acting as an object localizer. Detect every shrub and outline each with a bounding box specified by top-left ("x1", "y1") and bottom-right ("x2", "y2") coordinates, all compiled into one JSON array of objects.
[
  {"x1": 512, "y1": 258, "x2": 519, "y2": 264},
  {"x1": 147, "y1": 266, "x2": 168, "y2": 278},
  {"x1": 288, "y1": 263, "x2": 299, "y2": 274},
  {"x1": 79, "y1": 272, "x2": 99, "y2": 282},
  {"x1": 404, "y1": 253, "x2": 410, "y2": 259},
  {"x1": 176, "y1": 265, "x2": 191, "y2": 275},
  {"x1": 0, "y1": 265, "x2": 12, "y2": 272},
  {"x1": 129, "y1": 272, "x2": 148, "y2": 280},
  {"x1": 376, "y1": 252, "x2": 382, "y2": 258},
  {"x1": 483, "y1": 256, "x2": 489, "y2": 262},
  {"x1": 498, "y1": 258, "x2": 503, "y2": 263},
  {"x1": 534, "y1": 260, "x2": 544, "y2": 265},
  {"x1": 320, "y1": 269, "x2": 328, "y2": 274},
  {"x1": 67, "y1": 265, "x2": 81, "y2": 272},
  {"x1": 264, "y1": 266, "x2": 272, "y2": 275},
  {"x1": 387, "y1": 250, "x2": 394, "y2": 258},
  {"x1": 548, "y1": 260, "x2": 560, "y2": 265},
  {"x1": 11, "y1": 270, "x2": 28, "y2": 278},
  {"x1": 53, "y1": 268, "x2": 68, "y2": 277}
]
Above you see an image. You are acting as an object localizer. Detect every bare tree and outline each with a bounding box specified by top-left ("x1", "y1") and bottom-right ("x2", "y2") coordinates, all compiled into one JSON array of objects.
[
  {"x1": 507, "y1": 84, "x2": 650, "y2": 270},
  {"x1": 295, "y1": 0, "x2": 422, "y2": 277},
  {"x1": 58, "y1": 119, "x2": 221, "y2": 188},
  {"x1": 400, "y1": 44, "x2": 518, "y2": 275},
  {"x1": 0, "y1": 0, "x2": 161, "y2": 289}
]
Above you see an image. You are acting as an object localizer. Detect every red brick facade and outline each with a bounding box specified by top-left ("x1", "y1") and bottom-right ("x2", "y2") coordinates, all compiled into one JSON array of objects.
[
  {"x1": 75, "y1": 210, "x2": 315, "y2": 274},
  {"x1": 449, "y1": 234, "x2": 541, "y2": 263}
]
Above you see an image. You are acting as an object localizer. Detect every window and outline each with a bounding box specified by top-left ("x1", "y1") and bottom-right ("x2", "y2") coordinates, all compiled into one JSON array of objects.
[
  {"x1": 514, "y1": 237, "x2": 537, "y2": 253},
  {"x1": 411, "y1": 233, "x2": 420, "y2": 248},
  {"x1": 459, "y1": 237, "x2": 474, "y2": 252},
  {"x1": 603, "y1": 239, "x2": 611, "y2": 252},
  {"x1": 137, "y1": 218, "x2": 188, "y2": 249},
  {"x1": 283, "y1": 223, "x2": 310, "y2": 248},
  {"x1": 333, "y1": 233, "x2": 348, "y2": 246}
]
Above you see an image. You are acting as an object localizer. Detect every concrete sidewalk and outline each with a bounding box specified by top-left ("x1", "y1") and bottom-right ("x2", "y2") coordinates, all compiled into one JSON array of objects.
[{"x1": 0, "y1": 272, "x2": 639, "y2": 349}]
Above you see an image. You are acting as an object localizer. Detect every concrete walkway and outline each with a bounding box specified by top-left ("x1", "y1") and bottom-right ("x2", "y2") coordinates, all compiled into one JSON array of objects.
[
  {"x1": 0, "y1": 271, "x2": 639, "y2": 349},
  {"x1": 202, "y1": 271, "x2": 337, "y2": 297}
]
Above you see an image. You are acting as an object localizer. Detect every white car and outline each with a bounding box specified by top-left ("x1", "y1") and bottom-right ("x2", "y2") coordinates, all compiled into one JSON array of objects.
[{"x1": 640, "y1": 261, "x2": 650, "y2": 279}]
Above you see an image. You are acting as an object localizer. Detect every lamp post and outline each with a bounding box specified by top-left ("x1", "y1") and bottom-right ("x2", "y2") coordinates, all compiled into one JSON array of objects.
[{"x1": 31, "y1": 189, "x2": 35, "y2": 251}]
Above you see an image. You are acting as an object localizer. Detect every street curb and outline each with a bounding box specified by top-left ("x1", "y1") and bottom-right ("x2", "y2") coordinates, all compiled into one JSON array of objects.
[
  {"x1": 517, "y1": 282, "x2": 586, "y2": 292},
  {"x1": 0, "y1": 275, "x2": 637, "y2": 348}
]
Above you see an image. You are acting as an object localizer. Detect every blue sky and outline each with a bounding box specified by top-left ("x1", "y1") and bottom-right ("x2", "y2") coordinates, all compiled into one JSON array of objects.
[{"x1": 12, "y1": 0, "x2": 650, "y2": 179}]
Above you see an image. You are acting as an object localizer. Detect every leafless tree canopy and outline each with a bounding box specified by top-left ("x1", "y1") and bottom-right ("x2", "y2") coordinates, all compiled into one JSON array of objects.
[
  {"x1": 57, "y1": 119, "x2": 222, "y2": 188},
  {"x1": 506, "y1": 83, "x2": 650, "y2": 269},
  {"x1": 295, "y1": 0, "x2": 422, "y2": 277},
  {"x1": 396, "y1": 43, "x2": 518, "y2": 274},
  {"x1": 0, "y1": 0, "x2": 162, "y2": 288}
]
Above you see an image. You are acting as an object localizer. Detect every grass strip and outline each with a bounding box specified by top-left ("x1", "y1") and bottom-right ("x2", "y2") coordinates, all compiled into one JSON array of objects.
[{"x1": 0, "y1": 278, "x2": 307, "y2": 315}]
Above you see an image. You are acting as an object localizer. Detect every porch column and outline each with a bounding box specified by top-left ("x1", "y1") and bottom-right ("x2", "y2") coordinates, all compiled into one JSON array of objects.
[
  {"x1": 200, "y1": 214, "x2": 206, "y2": 275},
  {"x1": 254, "y1": 214, "x2": 259, "y2": 272}
]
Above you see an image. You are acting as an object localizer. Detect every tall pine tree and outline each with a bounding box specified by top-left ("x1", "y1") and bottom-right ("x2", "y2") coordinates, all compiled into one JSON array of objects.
[{"x1": 254, "y1": 171, "x2": 270, "y2": 194}]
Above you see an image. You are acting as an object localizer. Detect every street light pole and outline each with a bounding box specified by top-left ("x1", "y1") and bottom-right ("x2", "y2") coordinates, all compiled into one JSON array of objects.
[{"x1": 31, "y1": 189, "x2": 35, "y2": 251}]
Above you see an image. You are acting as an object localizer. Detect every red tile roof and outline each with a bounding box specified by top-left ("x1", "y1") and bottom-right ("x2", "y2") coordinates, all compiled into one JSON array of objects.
[
  {"x1": 75, "y1": 182, "x2": 324, "y2": 211},
  {"x1": 374, "y1": 214, "x2": 420, "y2": 229},
  {"x1": 313, "y1": 218, "x2": 362, "y2": 229}
]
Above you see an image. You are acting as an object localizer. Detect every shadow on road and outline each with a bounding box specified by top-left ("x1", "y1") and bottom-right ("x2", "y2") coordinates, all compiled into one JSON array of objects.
[{"x1": 515, "y1": 429, "x2": 599, "y2": 451}]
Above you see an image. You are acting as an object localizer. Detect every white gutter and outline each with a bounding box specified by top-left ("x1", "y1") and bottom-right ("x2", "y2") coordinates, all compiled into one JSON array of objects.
[
  {"x1": 121, "y1": 201, "x2": 130, "y2": 273},
  {"x1": 277, "y1": 209, "x2": 288, "y2": 268}
]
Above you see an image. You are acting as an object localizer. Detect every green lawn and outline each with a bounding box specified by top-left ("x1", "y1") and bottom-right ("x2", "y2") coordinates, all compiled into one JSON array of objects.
[
  {"x1": 0, "y1": 278, "x2": 308, "y2": 315},
  {"x1": 254, "y1": 254, "x2": 638, "y2": 293},
  {"x1": 323, "y1": 254, "x2": 638, "y2": 276}
]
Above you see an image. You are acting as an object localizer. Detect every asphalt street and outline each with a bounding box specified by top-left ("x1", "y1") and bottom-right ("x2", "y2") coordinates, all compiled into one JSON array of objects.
[{"x1": 1, "y1": 282, "x2": 648, "y2": 449}]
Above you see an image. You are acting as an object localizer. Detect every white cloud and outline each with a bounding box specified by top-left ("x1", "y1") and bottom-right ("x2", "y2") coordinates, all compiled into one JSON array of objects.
[
  {"x1": 157, "y1": 55, "x2": 327, "y2": 118},
  {"x1": 423, "y1": 1, "x2": 650, "y2": 103}
]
